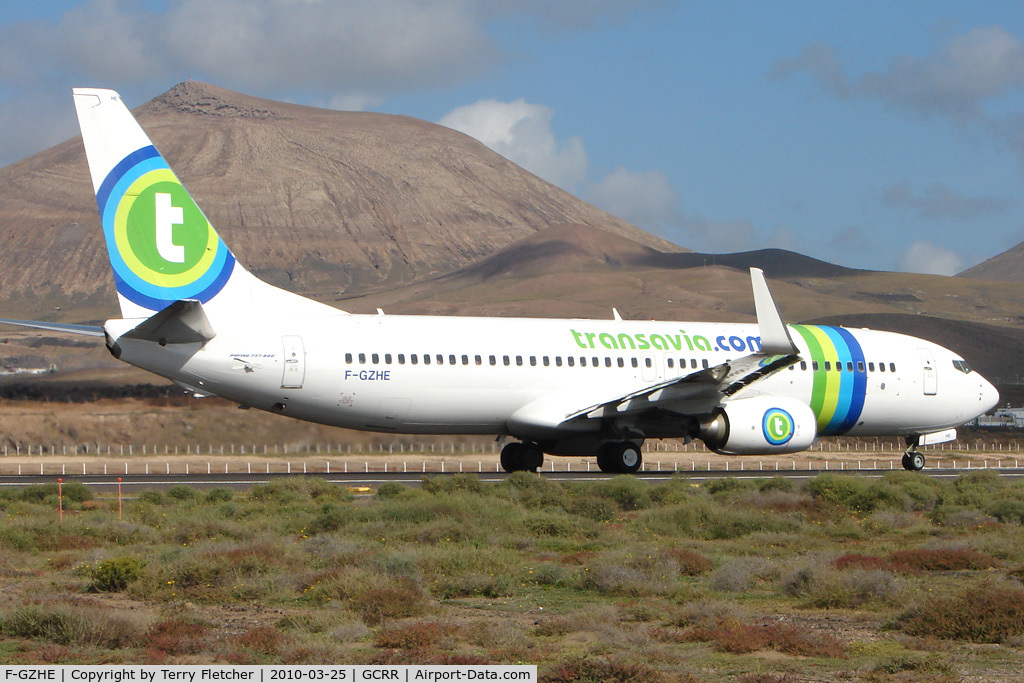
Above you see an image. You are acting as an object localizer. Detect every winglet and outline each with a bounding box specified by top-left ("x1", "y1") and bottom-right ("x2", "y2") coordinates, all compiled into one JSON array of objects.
[{"x1": 750, "y1": 268, "x2": 798, "y2": 355}]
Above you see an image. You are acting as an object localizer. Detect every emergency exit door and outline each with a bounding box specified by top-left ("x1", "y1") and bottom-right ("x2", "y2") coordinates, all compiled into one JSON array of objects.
[
  {"x1": 282, "y1": 336, "x2": 306, "y2": 388},
  {"x1": 918, "y1": 348, "x2": 936, "y2": 396}
]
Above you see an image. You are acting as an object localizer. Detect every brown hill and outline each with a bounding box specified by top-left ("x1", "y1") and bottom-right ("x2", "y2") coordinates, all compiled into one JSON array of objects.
[
  {"x1": 0, "y1": 81, "x2": 682, "y2": 319},
  {"x1": 958, "y1": 242, "x2": 1024, "y2": 283}
]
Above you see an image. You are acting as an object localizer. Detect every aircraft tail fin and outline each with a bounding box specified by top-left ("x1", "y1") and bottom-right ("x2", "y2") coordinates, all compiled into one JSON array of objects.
[{"x1": 72, "y1": 88, "x2": 338, "y2": 321}]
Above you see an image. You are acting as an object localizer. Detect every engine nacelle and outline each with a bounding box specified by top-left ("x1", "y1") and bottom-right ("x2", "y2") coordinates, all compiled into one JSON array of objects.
[{"x1": 698, "y1": 395, "x2": 817, "y2": 455}]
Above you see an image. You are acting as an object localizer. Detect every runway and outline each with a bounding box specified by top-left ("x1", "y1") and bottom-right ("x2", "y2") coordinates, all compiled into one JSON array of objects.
[{"x1": 3, "y1": 466, "x2": 1023, "y2": 492}]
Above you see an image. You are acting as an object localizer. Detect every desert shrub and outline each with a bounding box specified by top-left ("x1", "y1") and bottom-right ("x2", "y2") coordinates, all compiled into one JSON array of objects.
[
  {"x1": 987, "y1": 498, "x2": 1024, "y2": 524},
  {"x1": 523, "y1": 510, "x2": 589, "y2": 537},
  {"x1": 358, "y1": 581, "x2": 431, "y2": 625},
  {"x1": 888, "y1": 548, "x2": 1000, "y2": 572},
  {"x1": 895, "y1": 580, "x2": 1024, "y2": 642},
  {"x1": 797, "y1": 569, "x2": 903, "y2": 609},
  {"x1": 636, "y1": 501, "x2": 705, "y2": 536},
  {"x1": 757, "y1": 477, "x2": 795, "y2": 493},
  {"x1": 930, "y1": 505, "x2": 998, "y2": 528},
  {"x1": 0, "y1": 604, "x2": 142, "y2": 648},
  {"x1": 167, "y1": 484, "x2": 198, "y2": 501},
  {"x1": 233, "y1": 626, "x2": 285, "y2": 654},
  {"x1": 375, "y1": 482, "x2": 407, "y2": 499},
  {"x1": 833, "y1": 554, "x2": 893, "y2": 572},
  {"x1": 806, "y1": 474, "x2": 906, "y2": 512},
  {"x1": 670, "y1": 548, "x2": 713, "y2": 576},
  {"x1": 709, "y1": 557, "x2": 773, "y2": 593},
  {"x1": 18, "y1": 482, "x2": 93, "y2": 504},
  {"x1": 138, "y1": 490, "x2": 165, "y2": 505},
  {"x1": 682, "y1": 618, "x2": 846, "y2": 658},
  {"x1": 90, "y1": 555, "x2": 145, "y2": 592},
  {"x1": 374, "y1": 621, "x2": 455, "y2": 650},
  {"x1": 882, "y1": 471, "x2": 943, "y2": 510},
  {"x1": 593, "y1": 476, "x2": 651, "y2": 510},
  {"x1": 943, "y1": 471, "x2": 1004, "y2": 508},
  {"x1": 702, "y1": 506, "x2": 797, "y2": 539},
  {"x1": 422, "y1": 473, "x2": 484, "y2": 495},
  {"x1": 145, "y1": 617, "x2": 209, "y2": 655},
  {"x1": 308, "y1": 503, "x2": 354, "y2": 534},
  {"x1": 544, "y1": 657, "x2": 672, "y2": 683},
  {"x1": 204, "y1": 488, "x2": 233, "y2": 503},
  {"x1": 705, "y1": 477, "x2": 756, "y2": 496}
]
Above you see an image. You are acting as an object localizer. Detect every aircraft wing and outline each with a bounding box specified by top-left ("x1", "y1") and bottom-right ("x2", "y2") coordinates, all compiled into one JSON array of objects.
[
  {"x1": 510, "y1": 268, "x2": 802, "y2": 433},
  {"x1": 566, "y1": 351, "x2": 799, "y2": 421},
  {"x1": 0, "y1": 318, "x2": 105, "y2": 337}
]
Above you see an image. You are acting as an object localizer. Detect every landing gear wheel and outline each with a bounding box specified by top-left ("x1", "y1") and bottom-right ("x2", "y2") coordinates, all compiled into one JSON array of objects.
[
  {"x1": 500, "y1": 442, "x2": 544, "y2": 472},
  {"x1": 596, "y1": 441, "x2": 643, "y2": 474},
  {"x1": 902, "y1": 451, "x2": 925, "y2": 471}
]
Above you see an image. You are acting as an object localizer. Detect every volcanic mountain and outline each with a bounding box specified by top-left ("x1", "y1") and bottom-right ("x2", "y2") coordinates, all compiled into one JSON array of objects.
[
  {"x1": 959, "y1": 241, "x2": 1024, "y2": 283},
  {"x1": 0, "y1": 81, "x2": 682, "y2": 319}
]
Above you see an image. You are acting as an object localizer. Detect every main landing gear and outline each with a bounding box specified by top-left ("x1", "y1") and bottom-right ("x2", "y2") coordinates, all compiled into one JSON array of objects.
[
  {"x1": 500, "y1": 441, "x2": 544, "y2": 472},
  {"x1": 902, "y1": 437, "x2": 925, "y2": 471},
  {"x1": 596, "y1": 441, "x2": 643, "y2": 474}
]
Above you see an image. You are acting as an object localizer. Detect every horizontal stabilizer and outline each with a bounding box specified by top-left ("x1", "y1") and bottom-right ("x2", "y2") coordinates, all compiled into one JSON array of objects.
[
  {"x1": 0, "y1": 318, "x2": 105, "y2": 337},
  {"x1": 121, "y1": 300, "x2": 215, "y2": 344}
]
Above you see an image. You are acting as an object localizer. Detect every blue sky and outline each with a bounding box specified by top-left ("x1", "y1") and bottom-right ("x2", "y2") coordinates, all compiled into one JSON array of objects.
[{"x1": 1, "y1": 1, "x2": 1022, "y2": 275}]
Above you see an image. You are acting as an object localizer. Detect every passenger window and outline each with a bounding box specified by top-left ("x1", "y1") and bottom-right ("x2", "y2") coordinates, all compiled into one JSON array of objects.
[
  {"x1": 475, "y1": 355, "x2": 482, "y2": 365},
  {"x1": 449, "y1": 354, "x2": 456, "y2": 365},
  {"x1": 385, "y1": 353, "x2": 392, "y2": 364},
  {"x1": 812, "y1": 361, "x2": 819, "y2": 371},
  {"x1": 567, "y1": 357, "x2": 575, "y2": 367},
  {"x1": 800, "y1": 361, "x2": 807, "y2": 370},
  {"x1": 668, "y1": 358, "x2": 674, "y2": 369},
  {"x1": 543, "y1": 356, "x2": 550, "y2": 366},
  {"x1": 503, "y1": 355, "x2": 510, "y2": 366},
  {"x1": 644, "y1": 358, "x2": 652, "y2": 368},
  {"x1": 530, "y1": 356, "x2": 537, "y2": 366},
  {"x1": 617, "y1": 358, "x2": 624, "y2": 368},
  {"x1": 691, "y1": 359, "x2": 698, "y2": 369},
  {"x1": 411, "y1": 354, "x2": 418, "y2": 365},
  {"x1": 579, "y1": 357, "x2": 586, "y2": 367},
  {"x1": 856, "y1": 361, "x2": 863, "y2": 372},
  {"x1": 398, "y1": 354, "x2": 405, "y2": 365},
  {"x1": 702, "y1": 359, "x2": 709, "y2": 369},
  {"x1": 631, "y1": 358, "x2": 638, "y2": 368},
  {"x1": 592, "y1": 357, "x2": 599, "y2": 367},
  {"x1": 889, "y1": 363, "x2": 896, "y2": 372},
  {"x1": 555, "y1": 356, "x2": 563, "y2": 367},
  {"x1": 359, "y1": 353, "x2": 366, "y2": 364},
  {"x1": 424, "y1": 354, "x2": 431, "y2": 365},
  {"x1": 372, "y1": 353, "x2": 380, "y2": 364},
  {"x1": 824, "y1": 361, "x2": 831, "y2": 371},
  {"x1": 436, "y1": 354, "x2": 444, "y2": 365},
  {"x1": 516, "y1": 355, "x2": 523, "y2": 366},
  {"x1": 846, "y1": 361, "x2": 853, "y2": 372},
  {"x1": 868, "y1": 362, "x2": 875, "y2": 372},
  {"x1": 605, "y1": 357, "x2": 611, "y2": 367},
  {"x1": 489, "y1": 355, "x2": 496, "y2": 366},
  {"x1": 462, "y1": 354, "x2": 468, "y2": 365},
  {"x1": 788, "y1": 365, "x2": 794, "y2": 371},
  {"x1": 878, "y1": 362, "x2": 885, "y2": 373},
  {"x1": 345, "y1": 353, "x2": 353, "y2": 364}
]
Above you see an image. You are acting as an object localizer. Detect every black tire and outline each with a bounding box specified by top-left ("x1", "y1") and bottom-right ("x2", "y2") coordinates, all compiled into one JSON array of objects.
[
  {"x1": 522, "y1": 444, "x2": 544, "y2": 472},
  {"x1": 618, "y1": 442, "x2": 642, "y2": 474},
  {"x1": 901, "y1": 453, "x2": 913, "y2": 471},
  {"x1": 500, "y1": 442, "x2": 526, "y2": 472},
  {"x1": 911, "y1": 452, "x2": 925, "y2": 471},
  {"x1": 596, "y1": 441, "x2": 643, "y2": 474},
  {"x1": 596, "y1": 442, "x2": 618, "y2": 473}
]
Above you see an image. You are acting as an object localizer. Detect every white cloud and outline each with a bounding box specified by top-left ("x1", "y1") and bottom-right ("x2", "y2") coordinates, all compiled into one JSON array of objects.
[
  {"x1": 774, "y1": 26, "x2": 1024, "y2": 120},
  {"x1": 439, "y1": 99, "x2": 588, "y2": 190},
  {"x1": 897, "y1": 241, "x2": 964, "y2": 276},
  {"x1": 881, "y1": 181, "x2": 1008, "y2": 220},
  {"x1": 584, "y1": 167, "x2": 679, "y2": 228}
]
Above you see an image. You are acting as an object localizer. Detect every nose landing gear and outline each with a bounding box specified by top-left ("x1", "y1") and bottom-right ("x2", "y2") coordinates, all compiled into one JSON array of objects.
[{"x1": 902, "y1": 437, "x2": 925, "y2": 471}]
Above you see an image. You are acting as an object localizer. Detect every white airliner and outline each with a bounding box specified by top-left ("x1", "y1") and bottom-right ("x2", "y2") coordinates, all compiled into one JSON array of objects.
[{"x1": 0, "y1": 89, "x2": 1000, "y2": 473}]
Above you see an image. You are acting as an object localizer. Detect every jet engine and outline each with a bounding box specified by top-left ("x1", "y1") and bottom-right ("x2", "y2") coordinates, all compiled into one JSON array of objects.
[{"x1": 698, "y1": 395, "x2": 816, "y2": 455}]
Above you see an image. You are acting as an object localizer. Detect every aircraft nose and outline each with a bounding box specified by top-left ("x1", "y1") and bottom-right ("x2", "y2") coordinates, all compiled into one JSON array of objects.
[{"x1": 979, "y1": 375, "x2": 1000, "y2": 415}]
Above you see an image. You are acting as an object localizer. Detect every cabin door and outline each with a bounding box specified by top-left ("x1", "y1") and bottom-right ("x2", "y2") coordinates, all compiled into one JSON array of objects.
[{"x1": 918, "y1": 348, "x2": 937, "y2": 396}]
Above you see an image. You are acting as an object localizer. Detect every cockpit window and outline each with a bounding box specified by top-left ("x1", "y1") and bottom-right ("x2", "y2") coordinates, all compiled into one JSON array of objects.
[{"x1": 952, "y1": 359, "x2": 972, "y2": 374}]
